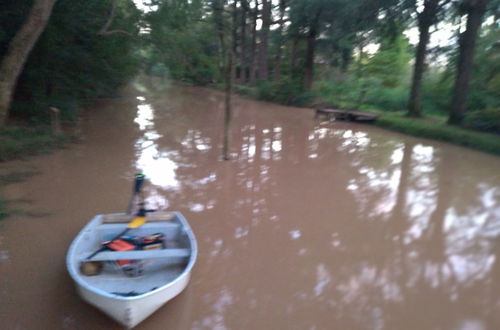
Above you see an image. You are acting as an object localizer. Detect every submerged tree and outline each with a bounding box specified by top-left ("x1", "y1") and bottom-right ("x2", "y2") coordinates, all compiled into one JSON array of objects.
[{"x1": 211, "y1": 0, "x2": 235, "y2": 160}]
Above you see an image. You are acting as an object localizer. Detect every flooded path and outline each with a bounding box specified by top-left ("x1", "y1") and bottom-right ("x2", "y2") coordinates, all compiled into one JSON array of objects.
[{"x1": 1, "y1": 80, "x2": 499, "y2": 329}]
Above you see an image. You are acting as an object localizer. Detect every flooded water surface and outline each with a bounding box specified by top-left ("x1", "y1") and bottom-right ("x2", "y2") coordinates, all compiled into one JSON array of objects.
[{"x1": 1, "y1": 81, "x2": 499, "y2": 329}]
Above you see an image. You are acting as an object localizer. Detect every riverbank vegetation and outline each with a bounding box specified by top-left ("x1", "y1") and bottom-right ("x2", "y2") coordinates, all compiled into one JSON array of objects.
[
  {"x1": 0, "y1": 0, "x2": 498, "y2": 158},
  {"x1": 376, "y1": 112, "x2": 500, "y2": 155},
  {"x1": 140, "y1": 0, "x2": 498, "y2": 153},
  {"x1": 0, "y1": 0, "x2": 141, "y2": 159},
  {"x1": 0, "y1": 125, "x2": 71, "y2": 161}
]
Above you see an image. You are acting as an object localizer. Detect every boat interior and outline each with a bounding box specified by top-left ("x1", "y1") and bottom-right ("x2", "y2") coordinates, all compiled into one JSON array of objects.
[{"x1": 73, "y1": 217, "x2": 192, "y2": 297}]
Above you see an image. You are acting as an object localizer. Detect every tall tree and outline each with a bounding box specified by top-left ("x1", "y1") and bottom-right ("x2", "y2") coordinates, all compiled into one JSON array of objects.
[
  {"x1": 249, "y1": 0, "x2": 259, "y2": 83},
  {"x1": 238, "y1": 0, "x2": 249, "y2": 83},
  {"x1": 258, "y1": 0, "x2": 271, "y2": 80},
  {"x1": 0, "y1": 0, "x2": 57, "y2": 127},
  {"x1": 289, "y1": 0, "x2": 331, "y2": 90},
  {"x1": 147, "y1": 0, "x2": 218, "y2": 84},
  {"x1": 273, "y1": 0, "x2": 288, "y2": 81},
  {"x1": 448, "y1": 0, "x2": 492, "y2": 125},
  {"x1": 365, "y1": 31, "x2": 412, "y2": 88},
  {"x1": 408, "y1": 0, "x2": 448, "y2": 118},
  {"x1": 303, "y1": 9, "x2": 322, "y2": 90},
  {"x1": 290, "y1": 0, "x2": 394, "y2": 90}
]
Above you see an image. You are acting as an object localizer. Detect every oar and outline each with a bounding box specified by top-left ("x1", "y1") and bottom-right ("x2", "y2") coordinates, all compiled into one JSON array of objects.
[{"x1": 85, "y1": 174, "x2": 147, "y2": 261}]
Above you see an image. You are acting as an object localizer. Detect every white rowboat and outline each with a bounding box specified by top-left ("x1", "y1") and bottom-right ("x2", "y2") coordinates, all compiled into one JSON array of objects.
[{"x1": 66, "y1": 211, "x2": 197, "y2": 328}]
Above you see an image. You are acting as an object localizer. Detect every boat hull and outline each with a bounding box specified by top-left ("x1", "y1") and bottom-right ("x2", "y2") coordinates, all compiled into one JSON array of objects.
[
  {"x1": 76, "y1": 271, "x2": 191, "y2": 328},
  {"x1": 67, "y1": 212, "x2": 197, "y2": 328}
]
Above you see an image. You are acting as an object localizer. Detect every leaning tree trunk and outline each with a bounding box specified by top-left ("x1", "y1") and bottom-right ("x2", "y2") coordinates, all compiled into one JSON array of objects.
[
  {"x1": 408, "y1": 0, "x2": 440, "y2": 118},
  {"x1": 448, "y1": 0, "x2": 490, "y2": 126},
  {"x1": 0, "y1": 0, "x2": 58, "y2": 127}
]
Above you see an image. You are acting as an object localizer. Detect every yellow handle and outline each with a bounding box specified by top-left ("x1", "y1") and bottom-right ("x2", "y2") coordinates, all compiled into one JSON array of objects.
[{"x1": 128, "y1": 216, "x2": 146, "y2": 229}]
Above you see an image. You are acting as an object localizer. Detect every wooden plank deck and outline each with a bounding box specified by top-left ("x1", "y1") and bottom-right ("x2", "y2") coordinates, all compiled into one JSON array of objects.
[{"x1": 315, "y1": 108, "x2": 379, "y2": 122}]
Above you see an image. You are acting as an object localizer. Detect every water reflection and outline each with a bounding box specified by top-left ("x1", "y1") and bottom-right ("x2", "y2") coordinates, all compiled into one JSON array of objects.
[
  {"x1": 193, "y1": 287, "x2": 234, "y2": 330},
  {"x1": 289, "y1": 230, "x2": 301, "y2": 240},
  {"x1": 133, "y1": 97, "x2": 179, "y2": 191},
  {"x1": 314, "y1": 264, "x2": 332, "y2": 297},
  {"x1": 131, "y1": 85, "x2": 500, "y2": 329}
]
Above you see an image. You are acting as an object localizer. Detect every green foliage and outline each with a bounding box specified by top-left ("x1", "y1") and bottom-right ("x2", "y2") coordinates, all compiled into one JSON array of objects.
[
  {"x1": 0, "y1": 125, "x2": 71, "y2": 161},
  {"x1": 376, "y1": 113, "x2": 500, "y2": 155},
  {"x1": 257, "y1": 78, "x2": 314, "y2": 106},
  {"x1": 315, "y1": 77, "x2": 407, "y2": 111},
  {"x1": 0, "y1": 167, "x2": 39, "y2": 221},
  {"x1": 0, "y1": 170, "x2": 39, "y2": 186},
  {"x1": 1, "y1": 0, "x2": 140, "y2": 123},
  {"x1": 0, "y1": 199, "x2": 6, "y2": 221},
  {"x1": 468, "y1": 23, "x2": 500, "y2": 111},
  {"x1": 420, "y1": 69, "x2": 454, "y2": 115},
  {"x1": 146, "y1": 0, "x2": 220, "y2": 85},
  {"x1": 463, "y1": 107, "x2": 500, "y2": 134},
  {"x1": 364, "y1": 85, "x2": 408, "y2": 111},
  {"x1": 365, "y1": 33, "x2": 412, "y2": 88},
  {"x1": 316, "y1": 78, "x2": 359, "y2": 108},
  {"x1": 233, "y1": 85, "x2": 255, "y2": 98}
]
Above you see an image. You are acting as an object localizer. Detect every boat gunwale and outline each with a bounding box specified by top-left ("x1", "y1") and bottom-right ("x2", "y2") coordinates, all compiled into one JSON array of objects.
[{"x1": 66, "y1": 211, "x2": 197, "y2": 301}]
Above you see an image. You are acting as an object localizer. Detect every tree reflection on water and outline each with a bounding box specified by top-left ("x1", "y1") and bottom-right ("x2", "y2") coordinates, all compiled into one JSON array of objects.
[{"x1": 132, "y1": 84, "x2": 499, "y2": 329}]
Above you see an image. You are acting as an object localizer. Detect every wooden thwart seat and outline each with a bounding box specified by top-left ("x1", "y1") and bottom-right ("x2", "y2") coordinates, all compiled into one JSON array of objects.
[
  {"x1": 86, "y1": 248, "x2": 190, "y2": 261},
  {"x1": 102, "y1": 212, "x2": 175, "y2": 224}
]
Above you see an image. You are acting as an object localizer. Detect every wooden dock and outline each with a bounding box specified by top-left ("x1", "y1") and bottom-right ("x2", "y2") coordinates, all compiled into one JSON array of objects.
[{"x1": 315, "y1": 108, "x2": 380, "y2": 123}]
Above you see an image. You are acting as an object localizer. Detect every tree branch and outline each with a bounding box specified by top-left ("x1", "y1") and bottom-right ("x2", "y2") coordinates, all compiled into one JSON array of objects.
[{"x1": 98, "y1": 0, "x2": 132, "y2": 36}]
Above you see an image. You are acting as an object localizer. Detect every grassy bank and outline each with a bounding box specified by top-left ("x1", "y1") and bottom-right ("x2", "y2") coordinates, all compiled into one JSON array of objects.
[
  {"x1": 0, "y1": 125, "x2": 72, "y2": 220},
  {"x1": 375, "y1": 112, "x2": 500, "y2": 156},
  {"x1": 0, "y1": 199, "x2": 6, "y2": 220},
  {"x1": 0, "y1": 125, "x2": 72, "y2": 162},
  {"x1": 222, "y1": 83, "x2": 500, "y2": 156}
]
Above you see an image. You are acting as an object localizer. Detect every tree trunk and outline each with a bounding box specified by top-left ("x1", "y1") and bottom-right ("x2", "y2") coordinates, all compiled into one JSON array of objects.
[
  {"x1": 408, "y1": 0, "x2": 440, "y2": 118},
  {"x1": 290, "y1": 36, "x2": 299, "y2": 76},
  {"x1": 0, "y1": 0, "x2": 58, "y2": 127},
  {"x1": 273, "y1": 0, "x2": 287, "y2": 81},
  {"x1": 249, "y1": 0, "x2": 259, "y2": 83},
  {"x1": 340, "y1": 47, "x2": 352, "y2": 72},
  {"x1": 356, "y1": 42, "x2": 364, "y2": 79},
  {"x1": 239, "y1": 0, "x2": 249, "y2": 83},
  {"x1": 257, "y1": 0, "x2": 271, "y2": 80},
  {"x1": 448, "y1": 0, "x2": 490, "y2": 126},
  {"x1": 212, "y1": 0, "x2": 226, "y2": 77},
  {"x1": 231, "y1": 0, "x2": 239, "y2": 82},
  {"x1": 304, "y1": 28, "x2": 317, "y2": 91}
]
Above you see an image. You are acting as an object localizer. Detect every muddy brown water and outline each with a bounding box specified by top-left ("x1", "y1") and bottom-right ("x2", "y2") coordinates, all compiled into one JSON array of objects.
[{"x1": 1, "y1": 80, "x2": 499, "y2": 330}]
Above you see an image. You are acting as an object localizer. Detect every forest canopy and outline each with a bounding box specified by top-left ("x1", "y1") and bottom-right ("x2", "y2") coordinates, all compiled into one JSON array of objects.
[{"x1": 0, "y1": 0, "x2": 498, "y2": 133}]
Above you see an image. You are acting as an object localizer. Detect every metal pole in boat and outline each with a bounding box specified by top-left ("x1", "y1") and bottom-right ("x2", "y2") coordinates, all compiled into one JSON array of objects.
[{"x1": 127, "y1": 173, "x2": 145, "y2": 214}]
